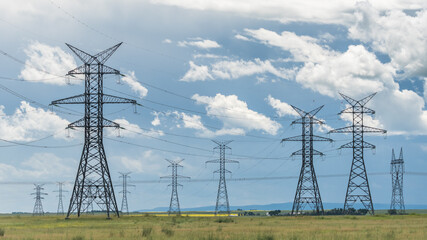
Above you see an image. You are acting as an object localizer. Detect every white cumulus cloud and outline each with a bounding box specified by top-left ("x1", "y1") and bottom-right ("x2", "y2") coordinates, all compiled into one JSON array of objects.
[
  {"x1": 192, "y1": 93, "x2": 281, "y2": 135},
  {"x1": 121, "y1": 71, "x2": 148, "y2": 98},
  {"x1": 180, "y1": 58, "x2": 295, "y2": 82},
  {"x1": 0, "y1": 101, "x2": 70, "y2": 141},
  {"x1": 19, "y1": 41, "x2": 77, "y2": 85},
  {"x1": 266, "y1": 95, "x2": 299, "y2": 117},
  {"x1": 178, "y1": 38, "x2": 221, "y2": 49}
]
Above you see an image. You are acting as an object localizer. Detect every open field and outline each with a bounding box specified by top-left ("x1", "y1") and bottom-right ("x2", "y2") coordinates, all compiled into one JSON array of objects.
[{"x1": 0, "y1": 213, "x2": 427, "y2": 240}]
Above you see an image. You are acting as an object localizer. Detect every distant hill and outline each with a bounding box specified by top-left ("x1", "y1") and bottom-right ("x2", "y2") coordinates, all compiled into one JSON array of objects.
[{"x1": 137, "y1": 202, "x2": 427, "y2": 212}]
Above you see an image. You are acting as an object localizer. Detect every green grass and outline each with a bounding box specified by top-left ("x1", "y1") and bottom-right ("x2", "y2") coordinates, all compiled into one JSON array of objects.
[{"x1": 0, "y1": 214, "x2": 426, "y2": 239}]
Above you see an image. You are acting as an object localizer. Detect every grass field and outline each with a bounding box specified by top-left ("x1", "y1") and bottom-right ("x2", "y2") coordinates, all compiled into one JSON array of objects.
[{"x1": 0, "y1": 213, "x2": 426, "y2": 240}]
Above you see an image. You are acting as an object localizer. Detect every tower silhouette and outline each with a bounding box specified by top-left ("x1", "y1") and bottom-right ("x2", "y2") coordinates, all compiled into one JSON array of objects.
[
  {"x1": 51, "y1": 43, "x2": 137, "y2": 218},
  {"x1": 32, "y1": 184, "x2": 47, "y2": 216},
  {"x1": 390, "y1": 148, "x2": 405, "y2": 214},
  {"x1": 119, "y1": 172, "x2": 135, "y2": 214},
  {"x1": 329, "y1": 93, "x2": 386, "y2": 214},
  {"x1": 282, "y1": 105, "x2": 332, "y2": 215},
  {"x1": 161, "y1": 159, "x2": 190, "y2": 215},
  {"x1": 206, "y1": 140, "x2": 238, "y2": 215},
  {"x1": 54, "y1": 182, "x2": 67, "y2": 215}
]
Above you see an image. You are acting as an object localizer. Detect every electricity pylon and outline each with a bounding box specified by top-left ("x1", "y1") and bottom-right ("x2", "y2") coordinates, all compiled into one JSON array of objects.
[
  {"x1": 119, "y1": 172, "x2": 135, "y2": 214},
  {"x1": 53, "y1": 182, "x2": 68, "y2": 215},
  {"x1": 161, "y1": 159, "x2": 190, "y2": 215},
  {"x1": 51, "y1": 43, "x2": 138, "y2": 219},
  {"x1": 282, "y1": 105, "x2": 332, "y2": 215},
  {"x1": 329, "y1": 93, "x2": 386, "y2": 214},
  {"x1": 206, "y1": 140, "x2": 238, "y2": 215},
  {"x1": 390, "y1": 148, "x2": 405, "y2": 214},
  {"x1": 32, "y1": 184, "x2": 47, "y2": 216}
]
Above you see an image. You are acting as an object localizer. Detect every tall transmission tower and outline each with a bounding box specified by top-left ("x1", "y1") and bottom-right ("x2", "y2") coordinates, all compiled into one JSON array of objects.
[
  {"x1": 32, "y1": 184, "x2": 47, "y2": 216},
  {"x1": 51, "y1": 43, "x2": 138, "y2": 219},
  {"x1": 282, "y1": 105, "x2": 332, "y2": 215},
  {"x1": 161, "y1": 159, "x2": 190, "y2": 215},
  {"x1": 206, "y1": 140, "x2": 238, "y2": 215},
  {"x1": 390, "y1": 148, "x2": 405, "y2": 214},
  {"x1": 119, "y1": 172, "x2": 135, "y2": 215},
  {"x1": 329, "y1": 93, "x2": 386, "y2": 214},
  {"x1": 53, "y1": 182, "x2": 68, "y2": 215}
]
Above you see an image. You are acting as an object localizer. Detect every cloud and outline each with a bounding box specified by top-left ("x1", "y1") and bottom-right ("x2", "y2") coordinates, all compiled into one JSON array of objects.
[
  {"x1": 150, "y1": 0, "x2": 426, "y2": 25},
  {"x1": 180, "y1": 58, "x2": 295, "y2": 82},
  {"x1": 0, "y1": 101, "x2": 70, "y2": 141},
  {"x1": 245, "y1": 27, "x2": 427, "y2": 135},
  {"x1": 234, "y1": 34, "x2": 250, "y2": 41},
  {"x1": 106, "y1": 118, "x2": 164, "y2": 138},
  {"x1": 180, "y1": 61, "x2": 213, "y2": 82},
  {"x1": 19, "y1": 41, "x2": 77, "y2": 85},
  {"x1": 171, "y1": 111, "x2": 245, "y2": 137},
  {"x1": 266, "y1": 95, "x2": 299, "y2": 117},
  {"x1": 349, "y1": 3, "x2": 427, "y2": 77},
  {"x1": 178, "y1": 38, "x2": 221, "y2": 49},
  {"x1": 0, "y1": 153, "x2": 74, "y2": 181},
  {"x1": 121, "y1": 71, "x2": 148, "y2": 98},
  {"x1": 192, "y1": 93, "x2": 281, "y2": 135},
  {"x1": 162, "y1": 38, "x2": 172, "y2": 44},
  {"x1": 119, "y1": 150, "x2": 163, "y2": 175}
]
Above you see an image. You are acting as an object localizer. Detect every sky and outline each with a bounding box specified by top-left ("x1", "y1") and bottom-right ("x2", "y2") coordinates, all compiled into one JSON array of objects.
[{"x1": 0, "y1": 0, "x2": 426, "y2": 213}]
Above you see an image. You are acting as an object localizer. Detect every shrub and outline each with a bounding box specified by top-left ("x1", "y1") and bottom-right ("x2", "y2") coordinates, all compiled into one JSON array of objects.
[
  {"x1": 0, "y1": 228, "x2": 4, "y2": 236},
  {"x1": 142, "y1": 226, "x2": 153, "y2": 237},
  {"x1": 161, "y1": 227, "x2": 174, "y2": 237},
  {"x1": 72, "y1": 236, "x2": 85, "y2": 240},
  {"x1": 257, "y1": 234, "x2": 275, "y2": 240},
  {"x1": 215, "y1": 218, "x2": 234, "y2": 223}
]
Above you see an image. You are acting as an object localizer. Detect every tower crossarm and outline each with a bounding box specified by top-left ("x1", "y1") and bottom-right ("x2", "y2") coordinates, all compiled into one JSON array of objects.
[
  {"x1": 50, "y1": 94, "x2": 85, "y2": 105},
  {"x1": 103, "y1": 94, "x2": 137, "y2": 105},
  {"x1": 67, "y1": 64, "x2": 121, "y2": 75},
  {"x1": 339, "y1": 106, "x2": 375, "y2": 115},
  {"x1": 66, "y1": 117, "x2": 121, "y2": 128},
  {"x1": 291, "y1": 149, "x2": 324, "y2": 156},
  {"x1": 282, "y1": 135, "x2": 332, "y2": 142},
  {"x1": 338, "y1": 141, "x2": 376, "y2": 149},
  {"x1": 66, "y1": 43, "x2": 96, "y2": 64},
  {"x1": 340, "y1": 92, "x2": 376, "y2": 106},
  {"x1": 93, "y1": 42, "x2": 123, "y2": 64}
]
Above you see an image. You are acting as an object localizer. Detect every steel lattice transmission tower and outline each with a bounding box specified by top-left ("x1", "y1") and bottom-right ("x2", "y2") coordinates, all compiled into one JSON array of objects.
[
  {"x1": 32, "y1": 184, "x2": 47, "y2": 216},
  {"x1": 207, "y1": 140, "x2": 238, "y2": 215},
  {"x1": 390, "y1": 148, "x2": 405, "y2": 214},
  {"x1": 161, "y1": 159, "x2": 190, "y2": 215},
  {"x1": 54, "y1": 182, "x2": 68, "y2": 215},
  {"x1": 119, "y1": 172, "x2": 135, "y2": 215},
  {"x1": 329, "y1": 93, "x2": 386, "y2": 214},
  {"x1": 51, "y1": 43, "x2": 137, "y2": 219},
  {"x1": 282, "y1": 105, "x2": 332, "y2": 215}
]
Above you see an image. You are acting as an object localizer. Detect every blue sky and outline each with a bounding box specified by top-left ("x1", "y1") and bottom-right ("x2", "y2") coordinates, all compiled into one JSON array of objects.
[{"x1": 0, "y1": 0, "x2": 426, "y2": 213}]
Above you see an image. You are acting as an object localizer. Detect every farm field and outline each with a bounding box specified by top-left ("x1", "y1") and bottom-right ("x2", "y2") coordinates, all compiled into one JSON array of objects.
[{"x1": 0, "y1": 213, "x2": 426, "y2": 240}]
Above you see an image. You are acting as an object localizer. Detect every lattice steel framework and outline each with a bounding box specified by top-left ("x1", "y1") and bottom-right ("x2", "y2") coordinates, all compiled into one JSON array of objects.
[
  {"x1": 119, "y1": 172, "x2": 134, "y2": 214},
  {"x1": 51, "y1": 43, "x2": 137, "y2": 218},
  {"x1": 329, "y1": 93, "x2": 386, "y2": 214},
  {"x1": 282, "y1": 105, "x2": 332, "y2": 215},
  {"x1": 32, "y1": 184, "x2": 47, "y2": 216},
  {"x1": 206, "y1": 140, "x2": 238, "y2": 215},
  {"x1": 161, "y1": 159, "x2": 190, "y2": 215},
  {"x1": 54, "y1": 182, "x2": 67, "y2": 215},
  {"x1": 390, "y1": 148, "x2": 405, "y2": 214}
]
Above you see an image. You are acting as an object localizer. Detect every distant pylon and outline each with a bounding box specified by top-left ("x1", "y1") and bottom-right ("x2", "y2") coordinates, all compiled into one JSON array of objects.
[
  {"x1": 119, "y1": 172, "x2": 135, "y2": 215},
  {"x1": 329, "y1": 93, "x2": 386, "y2": 214},
  {"x1": 50, "y1": 43, "x2": 138, "y2": 219},
  {"x1": 282, "y1": 105, "x2": 332, "y2": 215},
  {"x1": 32, "y1": 184, "x2": 47, "y2": 216},
  {"x1": 53, "y1": 182, "x2": 68, "y2": 215},
  {"x1": 161, "y1": 159, "x2": 190, "y2": 215},
  {"x1": 206, "y1": 140, "x2": 238, "y2": 215},
  {"x1": 390, "y1": 148, "x2": 405, "y2": 214}
]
